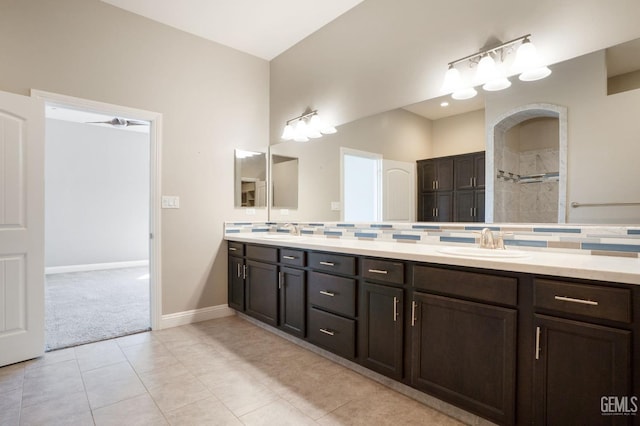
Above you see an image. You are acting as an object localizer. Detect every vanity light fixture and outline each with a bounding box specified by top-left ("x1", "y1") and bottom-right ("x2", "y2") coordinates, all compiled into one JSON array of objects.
[
  {"x1": 442, "y1": 34, "x2": 551, "y2": 100},
  {"x1": 281, "y1": 110, "x2": 337, "y2": 142}
]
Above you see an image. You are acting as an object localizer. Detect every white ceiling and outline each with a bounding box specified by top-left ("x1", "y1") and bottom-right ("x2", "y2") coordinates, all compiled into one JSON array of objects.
[{"x1": 100, "y1": 0, "x2": 365, "y2": 60}]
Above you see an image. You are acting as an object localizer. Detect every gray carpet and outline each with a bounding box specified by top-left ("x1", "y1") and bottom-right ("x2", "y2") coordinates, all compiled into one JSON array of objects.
[{"x1": 45, "y1": 266, "x2": 150, "y2": 351}]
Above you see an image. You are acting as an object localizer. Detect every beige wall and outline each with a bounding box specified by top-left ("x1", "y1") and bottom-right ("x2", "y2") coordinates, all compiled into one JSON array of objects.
[
  {"x1": 270, "y1": 0, "x2": 640, "y2": 143},
  {"x1": 0, "y1": 0, "x2": 269, "y2": 315},
  {"x1": 431, "y1": 109, "x2": 485, "y2": 157}
]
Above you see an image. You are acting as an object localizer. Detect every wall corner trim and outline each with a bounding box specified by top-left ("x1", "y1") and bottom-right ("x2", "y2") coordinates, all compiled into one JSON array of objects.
[{"x1": 160, "y1": 304, "x2": 235, "y2": 329}]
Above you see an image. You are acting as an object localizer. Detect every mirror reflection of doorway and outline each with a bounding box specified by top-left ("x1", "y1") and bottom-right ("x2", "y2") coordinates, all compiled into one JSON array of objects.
[{"x1": 341, "y1": 148, "x2": 382, "y2": 222}]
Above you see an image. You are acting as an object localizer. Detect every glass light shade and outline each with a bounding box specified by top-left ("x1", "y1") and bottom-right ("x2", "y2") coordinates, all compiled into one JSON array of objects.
[
  {"x1": 451, "y1": 87, "x2": 478, "y2": 100},
  {"x1": 475, "y1": 55, "x2": 497, "y2": 85},
  {"x1": 281, "y1": 123, "x2": 294, "y2": 140},
  {"x1": 513, "y1": 40, "x2": 538, "y2": 71},
  {"x1": 293, "y1": 120, "x2": 309, "y2": 142},
  {"x1": 441, "y1": 66, "x2": 461, "y2": 93},
  {"x1": 482, "y1": 61, "x2": 511, "y2": 91},
  {"x1": 320, "y1": 125, "x2": 337, "y2": 134},
  {"x1": 519, "y1": 66, "x2": 552, "y2": 81},
  {"x1": 307, "y1": 115, "x2": 323, "y2": 138}
]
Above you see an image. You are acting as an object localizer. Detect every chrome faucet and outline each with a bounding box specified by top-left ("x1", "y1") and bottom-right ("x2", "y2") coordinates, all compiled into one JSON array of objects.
[{"x1": 282, "y1": 223, "x2": 300, "y2": 236}]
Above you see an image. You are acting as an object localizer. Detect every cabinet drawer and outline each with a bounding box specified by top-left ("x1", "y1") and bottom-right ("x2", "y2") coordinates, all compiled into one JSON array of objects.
[
  {"x1": 413, "y1": 265, "x2": 517, "y2": 306},
  {"x1": 246, "y1": 245, "x2": 278, "y2": 263},
  {"x1": 308, "y1": 271, "x2": 356, "y2": 317},
  {"x1": 280, "y1": 249, "x2": 305, "y2": 267},
  {"x1": 228, "y1": 241, "x2": 244, "y2": 256},
  {"x1": 362, "y1": 258, "x2": 404, "y2": 285},
  {"x1": 308, "y1": 252, "x2": 356, "y2": 276},
  {"x1": 534, "y1": 279, "x2": 631, "y2": 323},
  {"x1": 308, "y1": 307, "x2": 355, "y2": 359}
]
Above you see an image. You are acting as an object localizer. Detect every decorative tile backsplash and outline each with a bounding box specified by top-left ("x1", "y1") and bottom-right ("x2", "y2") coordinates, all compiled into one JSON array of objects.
[{"x1": 224, "y1": 222, "x2": 640, "y2": 258}]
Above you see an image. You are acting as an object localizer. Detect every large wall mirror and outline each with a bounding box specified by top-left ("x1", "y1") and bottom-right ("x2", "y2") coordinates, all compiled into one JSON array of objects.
[
  {"x1": 269, "y1": 36, "x2": 640, "y2": 225},
  {"x1": 234, "y1": 149, "x2": 267, "y2": 208}
]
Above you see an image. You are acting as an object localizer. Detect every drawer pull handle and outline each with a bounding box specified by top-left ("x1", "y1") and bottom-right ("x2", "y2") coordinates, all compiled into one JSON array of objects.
[
  {"x1": 283, "y1": 255, "x2": 297, "y2": 260},
  {"x1": 319, "y1": 290, "x2": 335, "y2": 297},
  {"x1": 368, "y1": 269, "x2": 388, "y2": 275},
  {"x1": 411, "y1": 301, "x2": 417, "y2": 326},
  {"x1": 554, "y1": 295, "x2": 599, "y2": 306},
  {"x1": 229, "y1": 247, "x2": 237, "y2": 251},
  {"x1": 319, "y1": 261, "x2": 335, "y2": 267},
  {"x1": 393, "y1": 296, "x2": 398, "y2": 322},
  {"x1": 319, "y1": 328, "x2": 335, "y2": 336}
]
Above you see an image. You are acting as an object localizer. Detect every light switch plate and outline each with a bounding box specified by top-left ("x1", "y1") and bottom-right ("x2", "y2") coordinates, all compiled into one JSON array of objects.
[
  {"x1": 331, "y1": 201, "x2": 341, "y2": 211},
  {"x1": 161, "y1": 196, "x2": 180, "y2": 209}
]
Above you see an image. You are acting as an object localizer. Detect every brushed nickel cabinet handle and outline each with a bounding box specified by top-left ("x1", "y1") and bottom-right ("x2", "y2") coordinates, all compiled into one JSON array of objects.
[
  {"x1": 535, "y1": 326, "x2": 541, "y2": 360},
  {"x1": 554, "y1": 295, "x2": 599, "y2": 306},
  {"x1": 229, "y1": 247, "x2": 237, "y2": 251},
  {"x1": 319, "y1": 290, "x2": 335, "y2": 297},
  {"x1": 237, "y1": 264, "x2": 241, "y2": 278},
  {"x1": 393, "y1": 296, "x2": 398, "y2": 322},
  {"x1": 278, "y1": 272, "x2": 283, "y2": 290},
  {"x1": 242, "y1": 265, "x2": 247, "y2": 280},
  {"x1": 470, "y1": 208, "x2": 473, "y2": 217},
  {"x1": 319, "y1": 328, "x2": 335, "y2": 336},
  {"x1": 432, "y1": 181, "x2": 436, "y2": 190},
  {"x1": 435, "y1": 207, "x2": 438, "y2": 217},
  {"x1": 432, "y1": 208, "x2": 436, "y2": 217},
  {"x1": 411, "y1": 301, "x2": 417, "y2": 326},
  {"x1": 319, "y1": 261, "x2": 335, "y2": 267},
  {"x1": 368, "y1": 269, "x2": 388, "y2": 275},
  {"x1": 283, "y1": 255, "x2": 296, "y2": 260},
  {"x1": 436, "y1": 180, "x2": 439, "y2": 190},
  {"x1": 470, "y1": 177, "x2": 473, "y2": 187}
]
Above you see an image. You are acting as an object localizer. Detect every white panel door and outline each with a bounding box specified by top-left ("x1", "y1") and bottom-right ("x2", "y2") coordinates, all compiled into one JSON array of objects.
[
  {"x1": 382, "y1": 159, "x2": 416, "y2": 222},
  {"x1": 0, "y1": 91, "x2": 44, "y2": 366}
]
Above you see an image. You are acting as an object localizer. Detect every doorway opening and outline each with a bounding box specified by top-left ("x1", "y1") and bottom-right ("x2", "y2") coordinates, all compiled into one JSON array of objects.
[
  {"x1": 341, "y1": 148, "x2": 382, "y2": 222},
  {"x1": 35, "y1": 91, "x2": 162, "y2": 351}
]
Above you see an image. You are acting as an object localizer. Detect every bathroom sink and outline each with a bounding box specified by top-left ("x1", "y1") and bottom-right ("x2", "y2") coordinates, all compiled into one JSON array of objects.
[{"x1": 437, "y1": 246, "x2": 529, "y2": 259}]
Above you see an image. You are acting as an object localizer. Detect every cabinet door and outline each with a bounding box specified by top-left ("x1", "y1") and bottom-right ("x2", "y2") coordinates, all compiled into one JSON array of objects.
[
  {"x1": 228, "y1": 256, "x2": 245, "y2": 311},
  {"x1": 279, "y1": 266, "x2": 305, "y2": 338},
  {"x1": 454, "y1": 155, "x2": 475, "y2": 190},
  {"x1": 360, "y1": 282, "x2": 403, "y2": 380},
  {"x1": 418, "y1": 192, "x2": 437, "y2": 221},
  {"x1": 436, "y1": 158, "x2": 454, "y2": 191},
  {"x1": 533, "y1": 315, "x2": 631, "y2": 426},
  {"x1": 245, "y1": 260, "x2": 279, "y2": 326},
  {"x1": 411, "y1": 293, "x2": 516, "y2": 425},
  {"x1": 418, "y1": 160, "x2": 437, "y2": 192},
  {"x1": 474, "y1": 153, "x2": 485, "y2": 189},
  {"x1": 436, "y1": 191, "x2": 453, "y2": 222},
  {"x1": 454, "y1": 190, "x2": 475, "y2": 222}
]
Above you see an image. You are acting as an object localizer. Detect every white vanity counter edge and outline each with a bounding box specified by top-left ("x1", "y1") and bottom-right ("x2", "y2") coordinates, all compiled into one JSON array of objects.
[{"x1": 225, "y1": 233, "x2": 640, "y2": 285}]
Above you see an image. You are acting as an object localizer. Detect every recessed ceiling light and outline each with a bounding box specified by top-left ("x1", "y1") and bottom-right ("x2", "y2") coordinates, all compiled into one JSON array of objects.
[{"x1": 440, "y1": 101, "x2": 449, "y2": 107}]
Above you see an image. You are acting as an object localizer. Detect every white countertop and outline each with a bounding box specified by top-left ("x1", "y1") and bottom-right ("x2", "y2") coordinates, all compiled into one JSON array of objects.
[{"x1": 225, "y1": 233, "x2": 640, "y2": 285}]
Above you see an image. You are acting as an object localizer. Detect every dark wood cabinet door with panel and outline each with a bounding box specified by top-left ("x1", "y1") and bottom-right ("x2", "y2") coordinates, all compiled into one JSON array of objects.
[
  {"x1": 279, "y1": 266, "x2": 305, "y2": 338},
  {"x1": 245, "y1": 260, "x2": 279, "y2": 327},
  {"x1": 533, "y1": 314, "x2": 631, "y2": 425},
  {"x1": 228, "y1": 255, "x2": 245, "y2": 311},
  {"x1": 360, "y1": 282, "x2": 404, "y2": 380},
  {"x1": 411, "y1": 292, "x2": 517, "y2": 425}
]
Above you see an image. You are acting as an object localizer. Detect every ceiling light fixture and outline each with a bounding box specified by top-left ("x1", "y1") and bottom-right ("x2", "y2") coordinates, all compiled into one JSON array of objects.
[
  {"x1": 441, "y1": 34, "x2": 551, "y2": 100},
  {"x1": 281, "y1": 110, "x2": 337, "y2": 142}
]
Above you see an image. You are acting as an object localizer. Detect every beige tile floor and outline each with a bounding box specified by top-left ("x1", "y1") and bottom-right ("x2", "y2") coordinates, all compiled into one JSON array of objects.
[{"x1": 0, "y1": 315, "x2": 464, "y2": 426}]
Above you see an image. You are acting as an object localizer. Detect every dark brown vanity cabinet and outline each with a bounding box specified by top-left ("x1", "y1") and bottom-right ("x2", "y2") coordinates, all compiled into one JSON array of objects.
[
  {"x1": 307, "y1": 251, "x2": 358, "y2": 360},
  {"x1": 418, "y1": 157, "x2": 454, "y2": 192},
  {"x1": 418, "y1": 191, "x2": 453, "y2": 222},
  {"x1": 455, "y1": 189, "x2": 485, "y2": 222},
  {"x1": 227, "y1": 242, "x2": 245, "y2": 311},
  {"x1": 359, "y1": 258, "x2": 405, "y2": 380},
  {"x1": 532, "y1": 278, "x2": 633, "y2": 425},
  {"x1": 278, "y1": 249, "x2": 306, "y2": 338},
  {"x1": 411, "y1": 265, "x2": 518, "y2": 425}
]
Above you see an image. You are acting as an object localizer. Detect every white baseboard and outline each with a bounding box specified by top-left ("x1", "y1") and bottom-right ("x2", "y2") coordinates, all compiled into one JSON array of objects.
[
  {"x1": 160, "y1": 304, "x2": 235, "y2": 329},
  {"x1": 45, "y1": 260, "x2": 149, "y2": 275}
]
